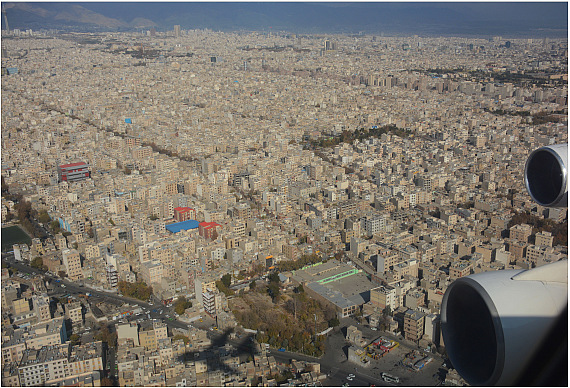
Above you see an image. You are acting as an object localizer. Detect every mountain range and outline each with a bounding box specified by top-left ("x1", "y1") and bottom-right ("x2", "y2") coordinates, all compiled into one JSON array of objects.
[{"x1": 2, "y1": 2, "x2": 568, "y2": 37}]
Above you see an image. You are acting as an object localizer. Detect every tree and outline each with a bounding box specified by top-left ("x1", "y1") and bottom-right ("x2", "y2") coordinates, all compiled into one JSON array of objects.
[
  {"x1": 215, "y1": 280, "x2": 234, "y2": 297},
  {"x1": 70, "y1": 333, "x2": 81, "y2": 346},
  {"x1": 173, "y1": 334, "x2": 190, "y2": 344},
  {"x1": 268, "y1": 272, "x2": 280, "y2": 284},
  {"x1": 58, "y1": 270, "x2": 67, "y2": 278},
  {"x1": 328, "y1": 317, "x2": 340, "y2": 327},
  {"x1": 94, "y1": 324, "x2": 117, "y2": 348},
  {"x1": 267, "y1": 282, "x2": 280, "y2": 302},
  {"x1": 1, "y1": 175, "x2": 8, "y2": 194},
  {"x1": 221, "y1": 273, "x2": 232, "y2": 288},
  {"x1": 31, "y1": 256, "x2": 46, "y2": 271},
  {"x1": 249, "y1": 280, "x2": 256, "y2": 290},
  {"x1": 38, "y1": 210, "x2": 51, "y2": 224},
  {"x1": 118, "y1": 281, "x2": 153, "y2": 301},
  {"x1": 50, "y1": 220, "x2": 62, "y2": 233},
  {"x1": 174, "y1": 297, "x2": 192, "y2": 315}
]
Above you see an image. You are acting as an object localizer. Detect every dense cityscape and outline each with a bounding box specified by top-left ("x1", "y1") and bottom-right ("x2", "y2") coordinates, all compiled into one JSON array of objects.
[{"x1": 1, "y1": 17, "x2": 568, "y2": 388}]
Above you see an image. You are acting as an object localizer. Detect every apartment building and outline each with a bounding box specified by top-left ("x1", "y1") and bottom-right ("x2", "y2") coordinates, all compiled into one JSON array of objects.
[
  {"x1": 404, "y1": 309, "x2": 425, "y2": 344},
  {"x1": 62, "y1": 249, "x2": 83, "y2": 281}
]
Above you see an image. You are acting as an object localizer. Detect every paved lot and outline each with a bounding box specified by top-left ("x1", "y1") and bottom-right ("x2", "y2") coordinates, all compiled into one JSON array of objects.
[{"x1": 321, "y1": 317, "x2": 444, "y2": 386}]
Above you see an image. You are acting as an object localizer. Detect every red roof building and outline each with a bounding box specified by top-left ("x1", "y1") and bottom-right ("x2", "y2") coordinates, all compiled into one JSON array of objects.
[
  {"x1": 174, "y1": 207, "x2": 196, "y2": 222},
  {"x1": 199, "y1": 222, "x2": 222, "y2": 240},
  {"x1": 58, "y1": 162, "x2": 90, "y2": 182}
]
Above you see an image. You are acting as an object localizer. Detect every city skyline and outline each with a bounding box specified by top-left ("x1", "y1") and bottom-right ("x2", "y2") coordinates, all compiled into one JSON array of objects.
[{"x1": 1, "y1": 1, "x2": 568, "y2": 37}]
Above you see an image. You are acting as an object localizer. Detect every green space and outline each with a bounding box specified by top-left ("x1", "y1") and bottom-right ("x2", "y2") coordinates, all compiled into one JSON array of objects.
[
  {"x1": 118, "y1": 280, "x2": 153, "y2": 301},
  {"x1": 230, "y1": 281, "x2": 337, "y2": 357},
  {"x1": 1, "y1": 225, "x2": 31, "y2": 251}
]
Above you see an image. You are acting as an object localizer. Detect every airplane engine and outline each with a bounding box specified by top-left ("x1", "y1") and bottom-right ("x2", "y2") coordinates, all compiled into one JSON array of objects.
[
  {"x1": 441, "y1": 260, "x2": 567, "y2": 386},
  {"x1": 524, "y1": 143, "x2": 568, "y2": 208}
]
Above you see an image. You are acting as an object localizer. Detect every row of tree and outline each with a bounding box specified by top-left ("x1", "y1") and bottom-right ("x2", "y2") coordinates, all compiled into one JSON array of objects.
[
  {"x1": 2, "y1": 177, "x2": 50, "y2": 239},
  {"x1": 484, "y1": 108, "x2": 565, "y2": 125},
  {"x1": 307, "y1": 124, "x2": 411, "y2": 149},
  {"x1": 508, "y1": 211, "x2": 568, "y2": 246},
  {"x1": 276, "y1": 253, "x2": 324, "y2": 273},
  {"x1": 174, "y1": 296, "x2": 192, "y2": 315},
  {"x1": 216, "y1": 273, "x2": 235, "y2": 297}
]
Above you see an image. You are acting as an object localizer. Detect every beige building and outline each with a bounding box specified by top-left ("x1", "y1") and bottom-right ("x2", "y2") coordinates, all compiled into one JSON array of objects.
[
  {"x1": 62, "y1": 248, "x2": 83, "y2": 281},
  {"x1": 139, "y1": 329, "x2": 158, "y2": 351},
  {"x1": 13, "y1": 298, "x2": 31, "y2": 315},
  {"x1": 35, "y1": 322, "x2": 65, "y2": 349},
  {"x1": 535, "y1": 231, "x2": 554, "y2": 247},
  {"x1": 67, "y1": 341, "x2": 104, "y2": 377},
  {"x1": 32, "y1": 295, "x2": 51, "y2": 322},
  {"x1": 509, "y1": 224, "x2": 532, "y2": 243},
  {"x1": 2, "y1": 340, "x2": 27, "y2": 365},
  {"x1": 370, "y1": 285, "x2": 397, "y2": 310},
  {"x1": 17, "y1": 344, "x2": 68, "y2": 386},
  {"x1": 404, "y1": 309, "x2": 425, "y2": 344},
  {"x1": 194, "y1": 276, "x2": 216, "y2": 306},
  {"x1": 449, "y1": 261, "x2": 472, "y2": 280},
  {"x1": 65, "y1": 301, "x2": 83, "y2": 326},
  {"x1": 375, "y1": 248, "x2": 399, "y2": 273},
  {"x1": 117, "y1": 322, "x2": 139, "y2": 346},
  {"x1": 140, "y1": 260, "x2": 164, "y2": 286}
]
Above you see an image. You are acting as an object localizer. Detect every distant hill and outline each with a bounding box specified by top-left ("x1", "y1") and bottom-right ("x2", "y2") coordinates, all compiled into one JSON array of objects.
[
  {"x1": 2, "y1": 2, "x2": 128, "y2": 30},
  {"x1": 1, "y1": 2, "x2": 567, "y2": 38}
]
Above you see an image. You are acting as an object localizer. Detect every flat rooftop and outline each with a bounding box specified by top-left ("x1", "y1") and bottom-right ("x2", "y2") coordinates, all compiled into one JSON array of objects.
[
  {"x1": 165, "y1": 219, "x2": 200, "y2": 234},
  {"x1": 291, "y1": 259, "x2": 358, "y2": 284},
  {"x1": 303, "y1": 265, "x2": 373, "y2": 309}
]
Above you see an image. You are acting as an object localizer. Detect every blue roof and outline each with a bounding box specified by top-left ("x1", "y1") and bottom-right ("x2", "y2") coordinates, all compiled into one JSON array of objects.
[{"x1": 165, "y1": 220, "x2": 200, "y2": 233}]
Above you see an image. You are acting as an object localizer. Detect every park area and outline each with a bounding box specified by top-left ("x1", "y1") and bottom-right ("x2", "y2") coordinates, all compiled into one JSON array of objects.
[{"x1": 1, "y1": 225, "x2": 31, "y2": 251}]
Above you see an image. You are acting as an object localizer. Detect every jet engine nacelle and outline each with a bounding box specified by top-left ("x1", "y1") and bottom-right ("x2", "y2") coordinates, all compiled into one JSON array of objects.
[
  {"x1": 441, "y1": 260, "x2": 567, "y2": 386},
  {"x1": 524, "y1": 143, "x2": 568, "y2": 207}
]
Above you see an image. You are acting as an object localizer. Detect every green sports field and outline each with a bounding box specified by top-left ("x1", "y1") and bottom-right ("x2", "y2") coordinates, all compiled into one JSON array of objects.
[{"x1": 2, "y1": 225, "x2": 32, "y2": 251}]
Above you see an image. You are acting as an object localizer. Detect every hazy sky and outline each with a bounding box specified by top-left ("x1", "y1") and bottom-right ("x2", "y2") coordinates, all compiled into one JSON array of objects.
[{"x1": 3, "y1": 1, "x2": 568, "y2": 37}]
